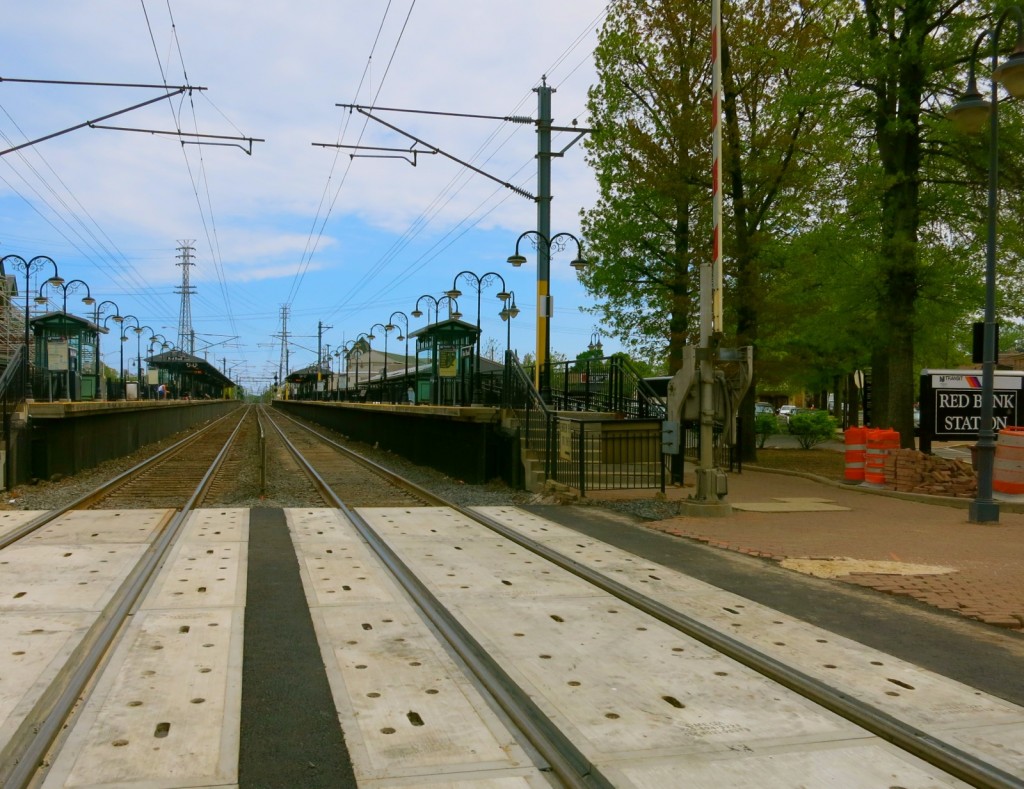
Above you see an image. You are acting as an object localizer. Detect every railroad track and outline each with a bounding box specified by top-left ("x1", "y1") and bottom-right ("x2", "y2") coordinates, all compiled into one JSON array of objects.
[{"x1": 1, "y1": 406, "x2": 1022, "y2": 787}]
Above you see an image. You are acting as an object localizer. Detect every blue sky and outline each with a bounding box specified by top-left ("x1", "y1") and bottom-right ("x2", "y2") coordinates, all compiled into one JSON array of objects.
[{"x1": 0, "y1": 2, "x2": 612, "y2": 393}]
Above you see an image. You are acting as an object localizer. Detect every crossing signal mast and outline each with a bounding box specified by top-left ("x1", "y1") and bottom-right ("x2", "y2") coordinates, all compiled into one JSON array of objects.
[{"x1": 175, "y1": 241, "x2": 196, "y2": 355}]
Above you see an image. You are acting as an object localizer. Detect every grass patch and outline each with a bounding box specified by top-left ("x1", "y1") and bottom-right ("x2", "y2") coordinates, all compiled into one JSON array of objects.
[{"x1": 751, "y1": 448, "x2": 848, "y2": 481}]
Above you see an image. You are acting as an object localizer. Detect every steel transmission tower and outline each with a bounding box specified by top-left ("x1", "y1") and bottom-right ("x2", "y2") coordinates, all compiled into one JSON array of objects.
[
  {"x1": 278, "y1": 304, "x2": 290, "y2": 384},
  {"x1": 175, "y1": 241, "x2": 196, "y2": 354}
]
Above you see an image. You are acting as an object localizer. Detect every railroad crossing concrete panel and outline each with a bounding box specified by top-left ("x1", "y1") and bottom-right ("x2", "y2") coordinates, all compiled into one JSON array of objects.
[
  {"x1": 358, "y1": 507, "x2": 602, "y2": 599},
  {"x1": 475, "y1": 505, "x2": 1024, "y2": 779},
  {"x1": 140, "y1": 540, "x2": 246, "y2": 610},
  {"x1": 35, "y1": 509, "x2": 247, "y2": 788},
  {"x1": 0, "y1": 542, "x2": 149, "y2": 612},
  {"x1": 369, "y1": 506, "x2": 994, "y2": 785},
  {"x1": 287, "y1": 509, "x2": 548, "y2": 787},
  {"x1": 141, "y1": 511, "x2": 249, "y2": 611},
  {"x1": 21, "y1": 509, "x2": 171, "y2": 544},
  {"x1": 179, "y1": 507, "x2": 249, "y2": 543},
  {"x1": 0, "y1": 611, "x2": 95, "y2": 756},
  {"x1": 0, "y1": 510, "x2": 44, "y2": 540},
  {"x1": 41, "y1": 607, "x2": 242, "y2": 789},
  {"x1": 605, "y1": 742, "x2": 967, "y2": 788}
]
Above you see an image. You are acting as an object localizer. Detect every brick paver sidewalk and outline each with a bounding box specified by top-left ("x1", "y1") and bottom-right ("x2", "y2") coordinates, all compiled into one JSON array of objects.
[{"x1": 637, "y1": 470, "x2": 1024, "y2": 631}]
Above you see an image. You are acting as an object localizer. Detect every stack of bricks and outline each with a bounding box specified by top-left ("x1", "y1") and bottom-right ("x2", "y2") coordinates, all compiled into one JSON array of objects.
[{"x1": 880, "y1": 448, "x2": 977, "y2": 497}]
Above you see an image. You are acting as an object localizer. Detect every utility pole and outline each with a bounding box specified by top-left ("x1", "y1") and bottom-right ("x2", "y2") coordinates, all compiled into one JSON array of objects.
[
  {"x1": 317, "y1": 320, "x2": 332, "y2": 399},
  {"x1": 324, "y1": 85, "x2": 591, "y2": 398}
]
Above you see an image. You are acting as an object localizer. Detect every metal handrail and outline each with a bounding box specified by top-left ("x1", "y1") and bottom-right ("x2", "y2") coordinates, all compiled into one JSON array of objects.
[{"x1": 504, "y1": 351, "x2": 554, "y2": 479}]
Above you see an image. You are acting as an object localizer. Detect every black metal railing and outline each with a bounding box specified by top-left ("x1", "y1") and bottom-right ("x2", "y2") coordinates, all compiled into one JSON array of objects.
[
  {"x1": 0, "y1": 346, "x2": 28, "y2": 489},
  {"x1": 549, "y1": 416, "x2": 667, "y2": 495},
  {"x1": 504, "y1": 351, "x2": 554, "y2": 479},
  {"x1": 540, "y1": 356, "x2": 667, "y2": 419}
]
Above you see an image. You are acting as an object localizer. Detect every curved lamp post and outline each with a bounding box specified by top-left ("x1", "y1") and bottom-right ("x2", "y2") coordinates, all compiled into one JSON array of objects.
[
  {"x1": 507, "y1": 230, "x2": 587, "y2": 396},
  {"x1": 447, "y1": 270, "x2": 510, "y2": 397},
  {"x1": 368, "y1": 323, "x2": 388, "y2": 383},
  {"x1": 118, "y1": 315, "x2": 140, "y2": 400},
  {"x1": 499, "y1": 290, "x2": 521, "y2": 353},
  {"x1": 35, "y1": 277, "x2": 94, "y2": 400},
  {"x1": 948, "y1": 6, "x2": 1024, "y2": 524},
  {"x1": 588, "y1": 331, "x2": 603, "y2": 354},
  {"x1": 355, "y1": 333, "x2": 374, "y2": 393},
  {"x1": 387, "y1": 311, "x2": 411, "y2": 403},
  {"x1": 411, "y1": 293, "x2": 463, "y2": 325},
  {"x1": 135, "y1": 324, "x2": 157, "y2": 398},
  {"x1": 94, "y1": 301, "x2": 121, "y2": 400},
  {"x1": 341, "y1": 340, "x2": 358, "y2": 397},
  {"x1": 387, "y1": 310, "x2": 410, "y2": 372},
  {"x1": 2, "y1": 254, "x2": 62, "y2": 401}
]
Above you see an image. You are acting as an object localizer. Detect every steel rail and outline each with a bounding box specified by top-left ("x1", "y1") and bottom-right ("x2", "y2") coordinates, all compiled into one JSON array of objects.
[
  {"x1": 269, "y1": 406, "x2": 1023, "y2": 789},
  {"x1": 0, "y1": 408, "x2": 249, "y2": 789},
  {"x1": 261, "y1": 407, "x2": 614, "y2": 789},
  {"x1": 0, "y1": 406, "x2": 246, "y2": 550}
]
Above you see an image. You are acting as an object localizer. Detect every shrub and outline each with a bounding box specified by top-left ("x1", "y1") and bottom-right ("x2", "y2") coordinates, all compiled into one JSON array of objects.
[
  {"x1": 754, "y1": 412, "x2": 779, "y2": 449},
  {"x1": 788, "y1": 410, "x2": 838, "y2": 449}
]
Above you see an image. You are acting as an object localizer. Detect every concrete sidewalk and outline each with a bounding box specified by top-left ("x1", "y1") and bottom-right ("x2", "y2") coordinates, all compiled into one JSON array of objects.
[{"x1": 608, "y1": 465, "x2": 1024, "y2": 632}]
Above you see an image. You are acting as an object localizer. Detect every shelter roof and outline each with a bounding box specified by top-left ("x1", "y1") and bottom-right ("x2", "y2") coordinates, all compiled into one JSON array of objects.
[{"x1": 148, "y1": 349, "x2": 234, "y2": 388}]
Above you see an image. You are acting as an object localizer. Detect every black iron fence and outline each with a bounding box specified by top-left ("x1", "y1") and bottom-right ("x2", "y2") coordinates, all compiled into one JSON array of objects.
[
  {"x1": 681, "y1": 420, "x2": 735, "y2": 471},
  {"x1": 549, "y1": 416, "x2": 667, "y2": 495}
]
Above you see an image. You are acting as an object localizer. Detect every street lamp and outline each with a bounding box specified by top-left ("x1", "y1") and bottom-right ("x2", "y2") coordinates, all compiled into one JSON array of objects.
[
  {"x1": 341, "y1": 340, "x2": 358, "y2": 397},
  {"x1": 368, "y1": 323, "x2": 388, "y2": 383},
  {"x1": 102, "y1": 313, "x2": 131, "y2": 400},
  {"x1": 387, "y1": 310, "x2": 410, "y2": 371},
  {"x1": 447, "y1": 270, "x2": 510, "y2": 399},
  {"x1": 949, "y1": 6, "x2": 1024, "y2": 524},
  {"x1": 411, "y1": 293, "x2": 463, "y2": 324},
  {"x1": 94, "y1": 301, "x2": 121, "y2": 401},
  {"x1": 1, "y1": 254, "x2": 62, "y2": 402},
  {"x1": 588, "y1": 331, "x2": 603, "y2": 354},
  {"x1": 354, "y1": 333, "x2": 372, "y2": 393},
  {"x1": 119, "y1": 315, "x2": 141, "y2": 400},
  {"x1": 35, "y1": 277, "x2": 93, "y2": 401},
  {"x1": 135, "y1": 324, "x2": 157, "y2": 398},
  {"x1": 499, "y1": 290, "x2": 521, "y2": 353},
  {"x1": 507, "y1": 230, "x2": 587, "y2": 396}
]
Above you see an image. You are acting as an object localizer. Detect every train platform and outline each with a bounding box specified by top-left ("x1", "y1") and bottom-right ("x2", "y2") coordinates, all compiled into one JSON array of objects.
[{"x1": 584, "y1": 444, "x2": 1024, "y2": 632}]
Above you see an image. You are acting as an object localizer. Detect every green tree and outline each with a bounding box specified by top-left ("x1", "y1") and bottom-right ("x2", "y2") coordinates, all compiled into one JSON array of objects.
[
  {"x1": 581, "y1": 0, "x2": 710, "y2": 371},
  {"x1": 582, "y1": 0, "x2": 834, "y2": 462},
  {"x1": 835, "y1": 0, "x2": 1024, "y2": 444},
  {"x1": 720, "y1": 0, "x2": 836, "y2": 459}
]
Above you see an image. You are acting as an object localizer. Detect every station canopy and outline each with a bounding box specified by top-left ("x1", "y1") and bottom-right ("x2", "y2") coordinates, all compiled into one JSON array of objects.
[{"x1": 148, "y1": 349, "x2": 234, "y2": 391}]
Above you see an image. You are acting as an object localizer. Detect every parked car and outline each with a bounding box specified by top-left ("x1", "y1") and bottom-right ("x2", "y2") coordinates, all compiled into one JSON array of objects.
[
  {"x1": 776, "y1": 404, "x2": 799, "y2": 425},
  {"x1": 755, "y1": 401, "x2": 774, "y2": 416}
]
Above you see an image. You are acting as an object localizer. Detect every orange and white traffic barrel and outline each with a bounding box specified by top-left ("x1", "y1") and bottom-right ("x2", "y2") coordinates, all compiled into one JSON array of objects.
[
  {"x1": 993, "y1": 426, "x2": 1024, "y2": 494},
  {"x1": 865, "y1": 428, "x2": 899, "y2": 485},
  {"x1": 843, "y1": 427, "x2": 868, "y2": 483}
]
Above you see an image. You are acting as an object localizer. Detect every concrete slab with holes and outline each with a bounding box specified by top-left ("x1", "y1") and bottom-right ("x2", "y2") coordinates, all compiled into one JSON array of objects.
[
  {"x1": 40, "y1": 510, "x2": 247, "y2": 788},
  {"x1": 287, "y1": 508, "x2": 549, "y2": 788},
  {"x1": 473, "y1": 505, "x2": 1024, "y2": 783},
  {"x1": 0, "y1": 510, "x2": 168, "y2": 755},
  {"x1": 350, "y1": 505, "x2": 1024, "y2": 786}
]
